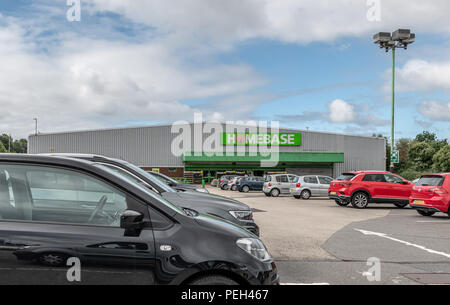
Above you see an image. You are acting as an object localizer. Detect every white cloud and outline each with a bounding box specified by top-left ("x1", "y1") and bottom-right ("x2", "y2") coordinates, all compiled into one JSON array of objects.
[
  {"x1": 395, "y1": 60, "x2": 450, "y2": 93},
  {"x1": 85, "y1": 0, "x2": 450, "y2": 45},
  {"x1": 0, "y1": 16, "x2": 268, "y2": 138},
  {"x1": 328, "y1": 99, "x2": 357, "y2": 123},
  {"x1": 277, "y1": 99, "x2": 388, "y2": 128},
  {"x1": 2, "y1": 0, "x2": 450, "y2": 137},
  {"x1": 419, "y1": 101, "x2": 450, "y2": 121}
]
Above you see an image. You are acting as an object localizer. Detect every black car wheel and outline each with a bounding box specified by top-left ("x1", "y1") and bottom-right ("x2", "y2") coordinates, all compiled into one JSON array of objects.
[
  {"x1": 231, "y1": 185, "x2": 238, "y2": 191},
  {"x1": 38, "y1": 253, "x2": 68, "y2": 267},
  {"x1": 270, "y1": 188, "x2": 280, "y2": 197},
  {"x1": 335, "y1": 199, "x2": 350, "y2": 207},
  {"x1": 417, "y1": 210, "x2": 435, "y2": 217},
  {"x1": 394, "y1": 202, "x2": 408, "y2": 209},
  {"x1": 242, "y1": 185, "x2": 250, "y2": 193},
  {"x1": 351, "y1": 192, "x2": 369, "y2": 209},
  {"x1": 221, "y1": 184, "x2": 229, "y2": 190},
  {"x1": 189, "y1": 275, "x2": 239, "y2": 285},
  {"x1": 300, "y1": 190, "x2": 311, "y2": 200}
]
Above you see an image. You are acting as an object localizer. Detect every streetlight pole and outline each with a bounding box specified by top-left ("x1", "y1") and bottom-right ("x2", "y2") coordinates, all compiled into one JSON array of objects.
[
  {"x1": 391, "y1": 47, "x2": 395, "y2": 164},
  {"x1": 33, "y1": 118, "x2": 38, "y2": 136},
  {"x1": 373, "y1": 29, "x2": 415, "y2": 172}
]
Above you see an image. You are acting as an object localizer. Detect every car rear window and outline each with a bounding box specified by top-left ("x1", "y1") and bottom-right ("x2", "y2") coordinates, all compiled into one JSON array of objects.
[
  {"x1": 265, "y1": 176, "x2": 272, "y2": 182},
  {"x1": 417, "y1": 176, "x2": 445, "y2": 186},
  {"x1": 304, "y1": 176, "x2": 318, "y2": 184},
  {"x1": 336, "y1": 174, "x2": 355, "y2": 181}
]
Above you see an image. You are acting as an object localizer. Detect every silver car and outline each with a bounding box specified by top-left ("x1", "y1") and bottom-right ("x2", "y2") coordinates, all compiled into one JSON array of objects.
[
  {"x1": 228, "y1": 177, "x2": 243, "y2": 191},
  {"x1": 263, "y1": 174, "x2": 298, "y2": 197},
  {"x1": 290, "y1": 175, "x2": 333, "y2": 199}
]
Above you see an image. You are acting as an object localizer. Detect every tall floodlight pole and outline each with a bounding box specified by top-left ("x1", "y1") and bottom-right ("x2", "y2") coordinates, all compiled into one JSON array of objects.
[
  {"x1": 391, "y1": 47, "x2": 395, "y2": 158},
  {"x1": 373, "y1": 29, "x2": 415, "y2": 172}
]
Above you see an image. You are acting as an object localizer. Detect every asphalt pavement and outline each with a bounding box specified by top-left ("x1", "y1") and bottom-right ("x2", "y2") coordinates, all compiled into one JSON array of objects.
[{"x1": 207, "y1": 186, "x2": 450, "y2": 285}]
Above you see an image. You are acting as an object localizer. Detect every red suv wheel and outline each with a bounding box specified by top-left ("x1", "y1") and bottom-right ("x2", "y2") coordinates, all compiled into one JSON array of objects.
[{"x1": 351, "y1": 192, "x2": 369, "y2": 209}]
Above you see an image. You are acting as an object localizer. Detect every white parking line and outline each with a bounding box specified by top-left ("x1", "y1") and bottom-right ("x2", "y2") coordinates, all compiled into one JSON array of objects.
[{"x1": 355, "y1": 229, "x2": 450, "y2": 259}]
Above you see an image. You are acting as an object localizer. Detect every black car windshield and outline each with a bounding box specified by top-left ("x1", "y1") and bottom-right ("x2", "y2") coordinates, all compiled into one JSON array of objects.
[
  {"x1": 151, "y1": 172, "x2": 178, "y2": 184},
  {"x1": 336, "y1": 174, "x2": 356, "y2": 181},
  {"x1": 94, "y1": 164, "x2": 183, "y2": 214},
  {"x1": 417, "y1": 176, "x2": 445, "y2": 186},
  {"x1": 110, "y1": 160, "x2": 175, "y2": 193}
]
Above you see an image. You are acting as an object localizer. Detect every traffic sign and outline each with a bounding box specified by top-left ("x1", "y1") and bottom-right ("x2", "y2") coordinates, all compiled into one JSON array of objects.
[{"x1": 390, "y1": 150, "x2": 399, "y2": 164}]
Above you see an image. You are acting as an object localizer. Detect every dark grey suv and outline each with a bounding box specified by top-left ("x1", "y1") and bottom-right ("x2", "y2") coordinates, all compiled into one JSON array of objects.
[{"x1": 44, "y1": 154, "x2": 259, "y2": 236}]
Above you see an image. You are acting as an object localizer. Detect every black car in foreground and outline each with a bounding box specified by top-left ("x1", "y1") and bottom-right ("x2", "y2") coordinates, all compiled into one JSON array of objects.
[
  {"x1": 0, "y1": 154, "x2": 278, "y2": 285},
  {"x1": 43, "y1": 154, "x2": 259, "y2": 236},
  {"x1": 146, "y1": 171, "x2": 209, "y2": 194}
]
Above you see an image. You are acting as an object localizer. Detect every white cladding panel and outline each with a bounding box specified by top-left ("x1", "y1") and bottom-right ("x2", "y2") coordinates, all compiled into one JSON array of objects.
[{"x1": 29, "y1": 124, "x2": 386, "y2": 177}]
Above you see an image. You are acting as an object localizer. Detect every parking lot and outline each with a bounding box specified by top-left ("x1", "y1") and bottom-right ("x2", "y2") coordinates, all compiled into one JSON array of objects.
[{"x1": 207, "y1": 186, "x2": 450, "y2": 285}]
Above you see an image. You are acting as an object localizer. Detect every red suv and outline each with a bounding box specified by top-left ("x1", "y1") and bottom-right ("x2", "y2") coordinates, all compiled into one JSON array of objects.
[
  {"x1": 410, "y1": 174, "x2": 450, "y2": 217},
  {"x1": 329, "y1": 171, "x2": 414, "y2": 209},
  {"x1": 328, "y1": 171, "x2": 360, "y2": 206}
]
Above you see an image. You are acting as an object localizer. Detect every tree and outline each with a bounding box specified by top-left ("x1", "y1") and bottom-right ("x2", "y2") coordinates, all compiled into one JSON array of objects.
[
  {"x1": 432, "y1": 145, "x2": 450, "y2": 173},
  {"x1": 0, "y1": 134, "x2": 11, "y2": 152},
  {"x1": 0, "y1": 135, "x2": 27, "y2": 153},
  {"x1": 395, "y1": 138, "x2": 412, "y2": 172},
  {"x1": 415, "y1": 131, "x2": 438, "y2": 143},
  {"x1": 12, "y1": 139, "x2": 27, "y2": 153},
  {"x1": 415, "y1": 131, "x2": 448, "y2": 152},
  {"x1": 0, "y1": 142, "x2": 6, "y2": 153},
  {"x1": 408, "y1": 141, "x2": 435, "y2": 172}
]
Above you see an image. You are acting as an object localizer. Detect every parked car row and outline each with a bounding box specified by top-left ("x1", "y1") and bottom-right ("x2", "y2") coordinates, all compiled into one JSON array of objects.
[
  {"x1": 0, "y1": 154, "x2": 278, "y2": 285},
  {"x1": 216, "y1": 173, "x2": 335, "y2": 200},
  {"x1": 328, "y1": 170, "x2": 450, "y2": 217},
  {"x1": 214, "y1": 170, "x2": 449, "y2": 218}
]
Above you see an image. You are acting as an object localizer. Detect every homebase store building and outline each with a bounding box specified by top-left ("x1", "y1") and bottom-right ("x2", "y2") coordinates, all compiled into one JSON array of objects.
[{"x1": 28, "y1": 123, "x2": 386, "y2": 180}]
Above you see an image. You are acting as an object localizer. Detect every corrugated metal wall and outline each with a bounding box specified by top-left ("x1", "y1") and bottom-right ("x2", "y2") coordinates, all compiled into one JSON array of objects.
[{"x1": 28, "y1": 123, "x2": 386, "y2": 176}]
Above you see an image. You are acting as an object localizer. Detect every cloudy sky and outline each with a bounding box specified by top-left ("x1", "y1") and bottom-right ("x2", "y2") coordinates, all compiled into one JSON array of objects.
[{"x1": 0, "y1": 0, "x2": 449, "y2": 140}]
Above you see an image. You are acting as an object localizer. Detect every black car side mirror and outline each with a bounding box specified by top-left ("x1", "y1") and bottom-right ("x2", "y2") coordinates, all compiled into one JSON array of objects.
[
  {"x1": 121, "y1": 210, "x2": 145, "y2": 236},
  {"x1": 400, "y1": 181, "x2": 410, "y2": 185}
]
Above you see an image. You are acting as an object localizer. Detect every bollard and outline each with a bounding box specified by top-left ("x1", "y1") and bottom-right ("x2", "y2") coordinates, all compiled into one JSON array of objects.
[{"x1": 202, "y1": 179, "x2": 205, "y2": 188}]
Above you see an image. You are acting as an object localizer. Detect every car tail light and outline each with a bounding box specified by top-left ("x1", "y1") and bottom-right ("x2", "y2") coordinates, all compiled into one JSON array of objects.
[
  {"x1": 431, "y1": 187, "x2": 447, "y2": 195},
  {"x1": 268, "y1": 182, "x2": 272, "y2": 187},
  {"x1": 220, "y1": 180, "x2": 223, "y2": 183},
  {"x1": 296, "y1": 183, "x2": 301, "y2": 188}
]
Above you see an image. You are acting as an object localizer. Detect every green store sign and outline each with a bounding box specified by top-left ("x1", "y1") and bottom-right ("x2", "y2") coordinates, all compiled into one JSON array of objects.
[{"x1": 221, "y1": 133, "x2": 302, "y2": 146}]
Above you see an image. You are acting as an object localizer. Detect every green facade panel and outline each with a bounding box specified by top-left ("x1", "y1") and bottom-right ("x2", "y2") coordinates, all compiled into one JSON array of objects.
[
  {"x1": 184, "y1": 163, "x2": 334, "y2": 171},
  {"x1": 183, "y1": 152, "x2": 344, "y2": 163}
]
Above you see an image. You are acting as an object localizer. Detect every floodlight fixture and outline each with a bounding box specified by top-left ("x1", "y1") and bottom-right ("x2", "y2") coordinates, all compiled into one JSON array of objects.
[
  {"x1": 392, "y1": 29, "x2": 411, "y2": 41},
  {"x1": 373, "y1": 32, "x2": 391, "y2": 44},
  {"x1": 403, "y1": 33, "x2": 415, "y2": 45}
]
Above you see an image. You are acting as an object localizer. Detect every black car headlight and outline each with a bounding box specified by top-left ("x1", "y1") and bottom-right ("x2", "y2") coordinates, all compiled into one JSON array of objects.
[
  {"x1": 236, "y1": 238, "x2": 271, "y2": 261},
  {"x1": 229, "y1": 210, "x2": 253, "y2": 221}
]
